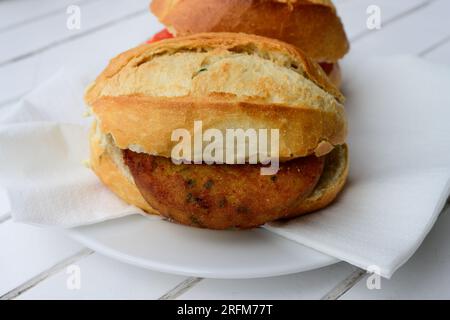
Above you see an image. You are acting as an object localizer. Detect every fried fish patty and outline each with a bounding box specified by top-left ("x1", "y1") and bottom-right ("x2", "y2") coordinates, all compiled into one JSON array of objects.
[{"x1": 123, "y1": 151, "x2": 325, "y2": 229}]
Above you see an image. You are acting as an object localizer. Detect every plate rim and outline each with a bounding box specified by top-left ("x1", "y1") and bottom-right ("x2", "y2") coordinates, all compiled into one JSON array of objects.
[{"x1": 66, "y1": 218, "x2": 339, "y2": 279}]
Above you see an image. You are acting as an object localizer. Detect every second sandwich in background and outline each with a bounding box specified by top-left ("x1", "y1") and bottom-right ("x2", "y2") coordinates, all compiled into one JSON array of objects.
[{"x1": 149, "y1": 0, "x2": 349, "y2": 87}]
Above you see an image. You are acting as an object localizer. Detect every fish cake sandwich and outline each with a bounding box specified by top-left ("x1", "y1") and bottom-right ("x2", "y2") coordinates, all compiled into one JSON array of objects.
[{"x1": 85, "y1": 33, "x2": 349, "y2": 230}]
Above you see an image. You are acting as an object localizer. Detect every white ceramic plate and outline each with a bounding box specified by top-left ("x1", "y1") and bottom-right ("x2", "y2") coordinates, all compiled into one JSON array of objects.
[{"x1": 68, "y1": 215, "x2": 337, "y2": 279}]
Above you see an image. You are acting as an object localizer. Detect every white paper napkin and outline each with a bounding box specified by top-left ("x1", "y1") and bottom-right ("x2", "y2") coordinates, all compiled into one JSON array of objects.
[
  {"x1": 267, "y1": 55, "x2": 450, "y2": 277},
  {"x1": 0, "y1": 68, "x2": 145, "y2": 227},
  {"x1": 0, "y1": 55, "x2": 449, "y2": 278}
]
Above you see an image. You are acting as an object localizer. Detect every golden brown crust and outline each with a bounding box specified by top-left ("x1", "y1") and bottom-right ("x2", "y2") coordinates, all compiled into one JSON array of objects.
[
  {"x1": 150, "y1": 0, "x2": 349, "y2": 62},
  {"x1": 91, "y1": 95, "x2": 346, "y2": 160},
  {"x1": 85, "y1": 33, "x2": 346, "y2": 159},
  {"x1": 85, "y1": 32, "x2": 344, "y2": 104}
]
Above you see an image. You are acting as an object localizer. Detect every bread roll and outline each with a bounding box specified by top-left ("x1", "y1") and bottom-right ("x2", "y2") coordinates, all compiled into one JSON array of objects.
[{"x1": 85, "y1": 33, "x2": 349, "y2": 229}]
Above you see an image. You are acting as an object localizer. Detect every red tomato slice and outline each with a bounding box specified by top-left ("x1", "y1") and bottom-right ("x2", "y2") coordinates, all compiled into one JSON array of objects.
[
  {"x1": 319, "y1": 62, "x2": 334, "y2": 75},
  {"x1": 146, "y1": 28, "x2": 174, "y2": 44}
]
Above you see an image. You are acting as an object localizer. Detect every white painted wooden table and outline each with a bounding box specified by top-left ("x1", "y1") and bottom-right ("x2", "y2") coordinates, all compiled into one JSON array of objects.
[{"x1": 1, "y1": 0, "x2": 450, "y2": 300}]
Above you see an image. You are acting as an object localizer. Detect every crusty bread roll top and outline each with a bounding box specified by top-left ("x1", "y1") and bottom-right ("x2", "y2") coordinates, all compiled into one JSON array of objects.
[{"x1": 85, "y1": 32, "x2": 347, "y2": 161}]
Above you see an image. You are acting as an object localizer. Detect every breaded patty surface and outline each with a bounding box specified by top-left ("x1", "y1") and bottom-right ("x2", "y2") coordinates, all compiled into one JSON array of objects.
[{"x1": 123, "y1": 151, "x2": 324, "y2": 229}]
